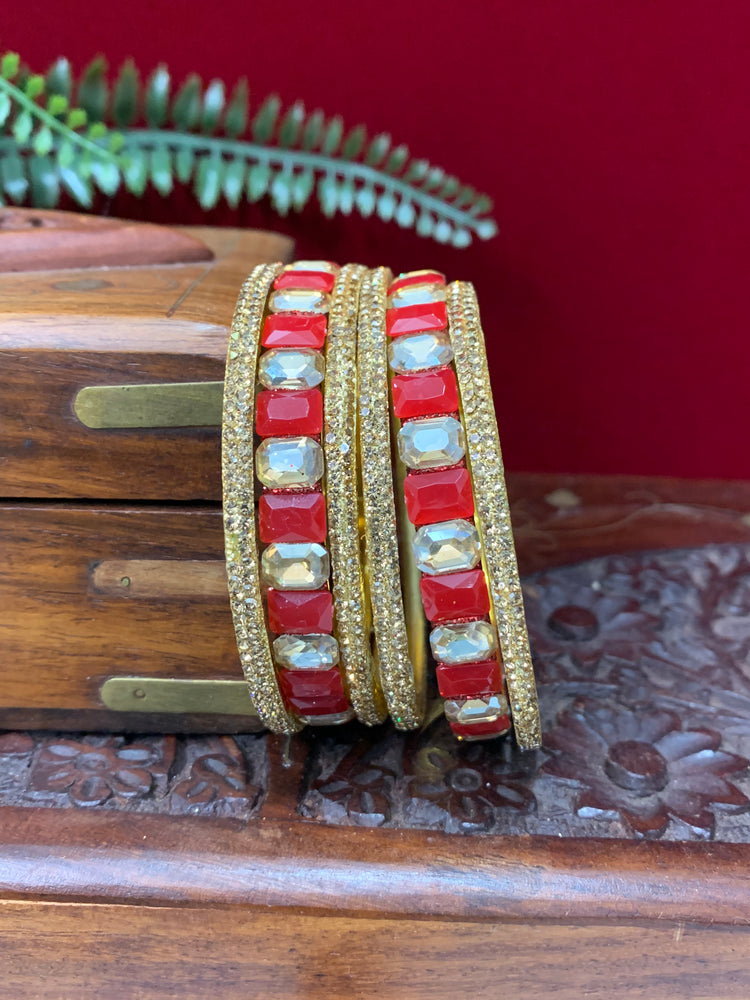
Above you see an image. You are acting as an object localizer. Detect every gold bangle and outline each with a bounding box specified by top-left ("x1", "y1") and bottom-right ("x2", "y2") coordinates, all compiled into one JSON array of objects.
[
  {"x1": 448, "y1": 280, "x2": 541, "y2": 750},
  {"x1": 222, "y1": 263, "x2": 300, "y2": 734},
  {"x1": 357, "y1": 267, "x2": 426, "y2": 729}
]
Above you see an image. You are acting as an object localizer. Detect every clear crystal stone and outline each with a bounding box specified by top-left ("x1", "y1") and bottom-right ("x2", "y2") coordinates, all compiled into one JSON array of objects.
[
  {"x1": 269, "y1": 288, "x2": 330, "y2": 313},
  {"x1": 444, "y1": 693, "x2": 508, "y2": 725},
  {"x1": 412, "y1": 518, "x2": 481, "y2": 575},
  {"x1": 284, "y1": 260, "x2": 339, "y2": 273},
  {"x1": 388, "y1": 332, "x2": 454, "y2": 373},
  {"x1": 273, "y1": 633, "x2": 339, "y2": 670},
  {"x1": 258, "y1": 348, "x2": 325, "y2": 390},
  {"x1": 300, "y1": 708, "x2": 355, "y2": 726},
  {"x1": 397, "y1": 416, "x2": 465, "y2": 470},
  {"x1": 261, "y1": 542, "x2": 329, "y2": 589},
  {"x1": 255, "y1": 436, "x2": 323, "y2": 489},
  {"x1": 430, "y1": 620, "x2": 498, "y2": 664},
  {"x1": 388, "y1": 283, "x2": 447, "y2": 309}
]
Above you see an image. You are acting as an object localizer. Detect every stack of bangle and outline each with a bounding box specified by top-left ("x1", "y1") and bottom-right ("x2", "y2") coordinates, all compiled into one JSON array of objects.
[{"x1": 223, "y1": 261, "x2": 541, "y2": 749}]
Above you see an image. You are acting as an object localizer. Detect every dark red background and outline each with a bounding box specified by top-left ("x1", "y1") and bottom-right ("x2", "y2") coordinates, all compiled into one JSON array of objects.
[{"x1": 6, "y1": 3, "x2": 750, "y2": 478}]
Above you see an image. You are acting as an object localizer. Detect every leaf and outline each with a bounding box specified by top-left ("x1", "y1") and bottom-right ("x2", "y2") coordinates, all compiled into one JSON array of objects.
[
  {"x1": 395, "y1": 200, "x2": 416, "y2": 228},
  {"x1": 365, "y1": 132, "x2": 391, "y2": 167},
  {"x1": 337, "y1": 178, "x2": 355, "y2": 215},
  {"x1": 455, "y1": 184, "x2": 476, "y2": 208},
  {"x1": 301, "y1": 109, "x2": 324, "y2": 151},
  {"x1": 24, "y1": 74, "x2": 45, "y2": 99},
  {"x1": 424, "y1": 166, "x2": 445, "y2": 191},
  {"x1": 45, "y1": 57, "x2": 72, "y2": 98},
  {"x1": 278, "y1": 100, "x2": 305, "y2": 148},
  {"x1": 224, "y1": 79, "x2": 248, "y2": 138},
  {"x1": 77, "y1": 55, "x2": 109, "y2": 121},
  {"x1": 201, "y1": 79, "x2": 225, "y2": 134},
  {"x1": 60, "y1": 165, "x2": 93, "y2": 207},
  {"x1": 1, "y1": 52, "x2": 20, "y2": 80},
  {"x1": 222, "y1": 158, "x2": 245, "y2": 207},
  {"x1": 320, "y1": 115, "x2": 343, "y2": 155},
  {"x1": 451, "y1": 227, "x2": 472, "y2": 248},
  {"x1": 475, "y1": 217, "x2": 498, "y2": 240},
  {"x1": 175, "y1": 144, "x2": 194, "y2": 183},
  {"x1": 404, "y1": 158, "x2": 429, "y2": 183},
  {"x1": 0, "y1": 92, "x2": 10, "y2": 127},
  {"x1": 433, "y1": 219, "x2": 452, "y2": 244},
  {"x1": 32, "y1": 124, "x2": 54, "y2": 156},
  {"x1": 56, "y1": 140, "x2": 75, "y2": 169},
  {"x1": 12, "y1": 110, "x2": 33, "y2": 145},
  {"x1": 195, "y1": 154, "x2": 224, "y2": 209},
  {"x1": 252, "y1": 94, "x2": 280, "y2": 143},
  {"x1": 145, "y1": 65, "x2": 170, "y2": 127},
  {"x1": 384, "y1": 143, "x2": 409, "y2": 175},
  {"x1": 246, "y1": 162, "x2": 271, "y2": 201},
  {"x1": 416, "y1": 211, "x2": 435, "y2": 238},
  {"x1": 376, "y1": 189, "x2": 396, "y2": 222},
  {"x1": 150, "y1": 145, "x2": 173, "y2": 195},
  {"x1": 341, "y1": 124, "x2": 367, "y2": 160},
  {"x1": 317, "y1": 174, "x2": 338, "y2": 217},
  {"x1": 270, "y1": 171, "x2": 292, "y2": 215},
  {"x1": 172, "y1": 74, "x2": 202, "y2": 130},
  {"x1": 47, "y1": 93, "x2": 68, "y2": 117},
  {"x1": 0, "y1": 152, "x2": 28, "y2": 202},
  {"x1": 91, "y1": 159, "x2": 121, "y2": 196},
  {"x1": 123, "y1": 148, "x2": 148, "y2": 195},
  {"x1": 29, "y1": 156, "x2": 60, "y2": 207},
  {"x1": 354, "y1": 184, "x2": 376, "y2": 217},
  {"x1": 291, "y1": 170, "x2": 314, "y2": 210},
  {"x1": 112, "y1": 59, "x2": 140, "y2": 127},
  {"x1": 469, "y1": 192, "x2": 493, "y2": 216},
  {"x1": 66, "y1": 108, "x2": 87, "y2": 130}
]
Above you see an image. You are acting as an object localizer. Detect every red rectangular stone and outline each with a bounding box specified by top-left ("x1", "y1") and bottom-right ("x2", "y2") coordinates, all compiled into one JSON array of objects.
[
  {"x1": 266, "y1": 588, "x2": 333, "y2": 634},
  {"x1": 279, "y1": 667, "x2": 349, "y2": 716},
  {"x1": 449, "y1": 716, "x2": 512, "y2": 740},
  {"x1": 391, "y1": 367, "x2": 459, "y2": 419},
  {"x1": 389, "y1": 271, "x2": 446, "y2": 294},
  {"x1": 404, "y1": 467, "x2": 475, "y2": 525},
  {"x1": 420, "y1": 569, "x2": 490, "y2": 623},
  {"x1": 262, "y1": 313, "x2": 328, "y2": 349},
  {"x1": 259, "y1": 491, "x2": 327, "y2": 544},
  {"x1": 436, "y1": 659, "x2": 503, "y2": 699},
  {"x1": 273, "y1": 271, "x2": 336, "y2": 293},
  {"x1": 256, "y1": 388, "x2": 323, "y2": 437},
  {"x1": 385, "y1": 301, "x2": 448, "y2": 337}
]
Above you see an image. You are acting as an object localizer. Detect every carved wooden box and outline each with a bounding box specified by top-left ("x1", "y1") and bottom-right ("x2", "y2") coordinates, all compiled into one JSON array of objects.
[{"x1": 2, "y1": 210, "x2": 750, "y2": 997}]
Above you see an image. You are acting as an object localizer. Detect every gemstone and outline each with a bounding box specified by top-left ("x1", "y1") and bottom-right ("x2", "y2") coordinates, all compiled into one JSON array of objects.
[
  {"x1": 267, "y1": 588, "x2": 334, "y2": 633},
  {"x1": 388, "y1": 282, "x2": 447, "y2": 309},
  {"x1": 258, "y1": 348, "x2": 325, "y2": 391},
  {"x1": 389, "y1": 270, "x2": 446, "y2": 294},
  {"x1": 273, "y1": 271, "x2": 336, "y2": 292},
  {"x1": 300, "y1": 708, "x2": 356, "y2": 726},
  {"x1": 259, "y1": 491, "x2": 327, "y2": 543},
  {"x1": 388, "y1": 332, "x2": 454, "y2": 373},
  {"x1": 392, "y1": 368, "x2": 459, "y2": 419},
  {"x1": 261, "y1": 542, "x2": 329, "y2": 589},
  {"x1": 269, "y1": 288, "x2": 330, "y2": 313},
  {"x1": 262, "y1": 313, "x2": 328, "y2": 349},
  {"x1": 284, "y1": 260, "x2": 339, "y2": 273},
  {"x1": 273, "y1": 633, "x2": 339, "y2": 670},
  {"x1": 397, "y1": 415, "x2": 465, "y2": 470},
  {"x1": 255, "y1": 436, "x2": 323, "y2": 489},
  {"x1": 386, "y1": 301, "x2": 447, "y2": 337},
  {"x1": 430, "y1": 621, "x2": 498, "y2": 664},
  {"x1": 404, "y1": 467, "x2": 475, "y2": 525},
  {"x1": 412, "y1": 518, "x2": 481, "y2": 575},
  {"x1": 449, "y1": 716, "x2": 512, "y2": 741},
  {"x1": 420, "y1": 569, "x2": 490, "y2": 623},
  {"x1": 444, "y1": 692, "x2": 509, "y2": 725},
  {"x1": 256, "y1": 388, "x2": 323, "y2": 437},
  {"x1": 279, "y1": 667, "x2": 349, "y2": 716},
  {"x1": 436, "y1": 659, "x2": 503, "y2": 699}
]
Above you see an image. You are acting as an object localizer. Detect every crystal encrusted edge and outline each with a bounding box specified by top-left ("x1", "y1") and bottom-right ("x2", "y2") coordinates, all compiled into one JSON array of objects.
[
  {"x1": 222, "y1": 263, "x2": 301, "y2": 734},
  {"x1": 325, "y1": 263, "x2": 387, "y2": 725},
  {"x1": 358, "y1": 268, "x2": 421, "y2": 729},
  {"x1": 447, "y1": 281, "x2": 542, "y2": 750}
]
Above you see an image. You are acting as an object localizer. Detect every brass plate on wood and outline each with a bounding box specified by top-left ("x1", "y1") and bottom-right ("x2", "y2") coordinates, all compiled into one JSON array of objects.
[
  {"x1": 74, "y1": 381, "x2": 224, "y2": 429},
  {"x1": 100, "y1": 677, "x2": 258, "y2": 717}
]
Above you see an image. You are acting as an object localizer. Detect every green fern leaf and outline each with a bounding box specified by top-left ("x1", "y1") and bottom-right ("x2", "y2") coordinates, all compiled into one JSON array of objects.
[
  {"x1": 1, "y1": 52, "x2": 20, "y2": 80},
  {"x1": 0, "y1": 152, "x2": 28, "y2": 202},
  {"x1": 317, "y1": 174, "x2": 338, "y2": 217},
  {"x1": 384, "y1": 143, "x2": 409, "y2": 175},
  {"x1": 77, "y1": 56, "x2": 109, "y2": 121},
  {"x1": 433, "y1": 219, "x2": 452, "y2": 244},
  {"x1": 201, "y1": 79, "x2": 225, "y2": 134},
  {"x1": 278, "y1": 100, "x2": 305, "y2": 148},
  {"x1": 404, "y1": 158, "x2": 429, "y2": 183},
  {"x1": 224, "y1": 79, "x2": 248, "y2": 138},
  {"x1": 150, "y1": 145, "x2": 173, "y2": 195},
  {"x1": 395, "y1": 199, "x2": 416, "y2": 228},
  {"x1": 66, "y1": 108, "x2": 87, "y2": 130},
  {"x1": 24, "y1": 75, "x2": 45, "y2": 99},
  {"x1": 222, "y1": 158, "x2": 245, "y2": 207},
  {"x1": 57, "y1": 140, "x2": 75, "y2": 169},
  {"x1": 320, "y1": 115, "x2": 343, "y2": 155},
  {"x1": 291, "y1": 169, "x2": 314, "y2": 210},
  {"x1": 32, "y1": 124, "x2": 54, "y2": 156},
  {"x1": 469, "y1": 192, "x2": 493, "y2": 215},
  {"x1": 91, "y1": 158, "x2": 121, "y2": 195},
  {"x1": 301, "y1": 109, "x2": 324, "y2": 151},
  {"x1": 145, "y1": 65, "x2": 170, "y2": 127},
  {"x1": 337, "y1": 178, "x2": 355, "y2": 214},
  {"x1": 270, "y1": 170, "x2": 292, "y2": 215},
  {"x1": 354, "y1": 184, "x2": 376, "y2": 217},
  {"x1": 416, "y1": 211, "x2": 435, "y2": 237},
  {"x1": 365, "y1": 132, "x2": 391, "y2": 167},
  {"x1": 172, "y1": 74, "x2": 202, "y2": 130},
  {"x1": 247, "y1": 162, "x2": 271, "y2": 201},
  {"x1": 45, "y1": 57, "x2": 71, "y2": 98},
  {"x1": 195, "y1": 154, "x2": 224, "y2": 209},
  {"x1": 476, "y1": 217, "x2": 498, "y2": 239},
  {"x1": 60, "y1": 165, "x2": 93, "y2": 206},
  {"x1": 0, "y1": 92, "x2": 11, "y2": 127},
  {"x1": 376, "y1": 189, "x2": 396, "y2": 222},
  {"x1": 439, "y1": 175, "x2": 459, "y2": 199},
  {"x1": 123, "y1": 148, "x2": 148, "y2": 195},
  {"x1": 175, "y1": 144, "x2": 194, "y2": 183},
  {"x1": 424, "y1": 166, "x2": 444, "y2": 191},
  {"x1": 47, "y1": 93, "x2": 68, "y2": 118},
  {"x1": 29, "y1": 156, "x2": 60, "y2": 207},
  {"x1": 112, "y1": 60, "x2": 139, "y2": 127},
  {"x1": 455, "y1": 184, "x2": 476, "y2": 208},
  {"x1": 451, "y1": 227, "x2": 471, "y2": 248},
  {"x1": 341, "y1": 124, "x2": 367, "y2": 160},
  {"x1": 12, "y1": 110, "x2": 33, "y2": 144},
  {"x1": 252, "y1": 95, "x2": 280, "y2": 143}
]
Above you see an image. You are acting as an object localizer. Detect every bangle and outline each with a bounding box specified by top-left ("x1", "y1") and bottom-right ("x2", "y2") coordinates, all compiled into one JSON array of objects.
[{"x1": 358, "y1": 267, "x2": 427, "y2": 729}]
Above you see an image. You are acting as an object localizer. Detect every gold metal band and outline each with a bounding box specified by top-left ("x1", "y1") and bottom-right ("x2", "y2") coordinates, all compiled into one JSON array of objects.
[
  {"x1": 447, "y1": 281, "x2": 542, "y2": 749},
  {"x1": 325, "y1": 264, "x2": 387, "y2": 725},
  {"x1": 357, "y1": 267, "x2": 426, "y2": 729},
  {"x1": 222, "y1": 263, "x2": 300, "y2": 733}
]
